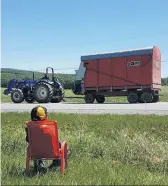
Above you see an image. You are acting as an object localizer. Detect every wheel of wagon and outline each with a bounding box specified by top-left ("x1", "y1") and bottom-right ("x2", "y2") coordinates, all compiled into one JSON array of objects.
[
  {"x1": 138, "y1": 98, "x2": 143, "y2": 103},
  {"x1": 11, "y1": 89, "x2": 24, "y2": 103},
  {"x1": 34, "y1": 82, "x2": 53, "y2": 103},
  {"x1": 152, "y1": 95, "x2": 160, "y2": 103},
  {"x1": 140, "y1": 92, "x2": 153, "y2": 103},
  {"x1": 127, "y1": 92, "x2": 139, "y2": 103},
  {"x1": 96, "y1": 95, "x2": 105, "y2": 103},
  {"x1": 84, "y1": 93, "x2": 95, "y2": 103},
  {"x1": 137, "y1": 93, "x2": 143, "y2": 103}
]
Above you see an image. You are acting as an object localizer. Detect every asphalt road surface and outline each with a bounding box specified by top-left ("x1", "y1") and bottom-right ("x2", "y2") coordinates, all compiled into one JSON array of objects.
[{"x1": 1, "y1": 102, "x2": 168, "y2": 115}]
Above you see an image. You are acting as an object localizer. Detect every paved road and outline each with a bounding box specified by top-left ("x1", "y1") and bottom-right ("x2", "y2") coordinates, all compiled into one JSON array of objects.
[{"x1": 1, "y1": 102, "x2": 168, "y2": 115}]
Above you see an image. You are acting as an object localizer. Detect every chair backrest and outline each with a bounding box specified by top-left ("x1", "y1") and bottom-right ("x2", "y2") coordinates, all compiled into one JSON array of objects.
[{"x1": 26, "y1": 120, "x2": 60, "y2": 159}]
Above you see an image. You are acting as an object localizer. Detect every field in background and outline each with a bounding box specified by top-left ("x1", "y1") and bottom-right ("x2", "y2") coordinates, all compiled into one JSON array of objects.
[
  {"x1": 1, "y1": 113, "x2": 168, "y2": 185},
  {"x1": 1, "y1": 86, "x2": 168, "y2": 103}
]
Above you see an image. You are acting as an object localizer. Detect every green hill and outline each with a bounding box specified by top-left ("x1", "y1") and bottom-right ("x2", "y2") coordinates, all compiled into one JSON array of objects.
[{"x1": 0, "y1": 68, "x2": 76, "y2": 89}]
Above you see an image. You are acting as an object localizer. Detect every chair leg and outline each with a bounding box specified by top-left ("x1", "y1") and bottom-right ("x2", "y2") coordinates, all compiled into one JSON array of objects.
[
  {"x1": 60, "y1": 151, "x2": 65, "y2": 175},
  {"x1": 60, "y1": 142, "x2": 67, "y2": 175},
  {"x1": 64, "y1": 144, "x2": 68, "y2": 168},
  {"x1": 60, "y1": 141, "x2": 68, "y2": 174},
  {"x1": 26, "y1": 147, "x2": 30, "y2": 170}
]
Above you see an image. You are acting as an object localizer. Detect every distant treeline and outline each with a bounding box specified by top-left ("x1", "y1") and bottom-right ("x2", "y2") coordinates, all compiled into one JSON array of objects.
[
  {"x1": 0, "y1": 68, "x2": 168, "y2": 88},
  {"x1": 161, "y1": 77, "x2": 168, "y2": 86}
]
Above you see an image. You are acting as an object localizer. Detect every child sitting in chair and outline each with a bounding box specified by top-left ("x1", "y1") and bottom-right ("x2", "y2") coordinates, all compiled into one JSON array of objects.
[{"x1": 25, "y1": 105, "x2": 61, "y2": 172}]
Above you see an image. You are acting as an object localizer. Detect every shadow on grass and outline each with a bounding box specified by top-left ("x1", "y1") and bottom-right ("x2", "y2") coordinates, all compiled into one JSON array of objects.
[
  {"x1": 146, "y1": 161, "x2": 168, "y2": 176},
  {"x1": 8, "y1": 164, "x2": 48, "y2": 178},
  {"x1": 23, "y1": 168, "x2": 41, "y2": 178}
]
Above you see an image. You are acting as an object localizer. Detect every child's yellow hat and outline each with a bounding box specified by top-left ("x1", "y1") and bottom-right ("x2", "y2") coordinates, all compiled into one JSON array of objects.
[{"x1": 36, "y1": 106, "x2": 46, "y2": 120}]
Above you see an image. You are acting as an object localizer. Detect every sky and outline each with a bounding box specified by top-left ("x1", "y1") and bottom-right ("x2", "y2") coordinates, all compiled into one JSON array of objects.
[{"x1": 1, "y1": 0, "x2": 168, "y2": 77}]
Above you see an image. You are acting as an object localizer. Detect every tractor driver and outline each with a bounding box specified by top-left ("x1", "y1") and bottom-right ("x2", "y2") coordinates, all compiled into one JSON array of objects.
[
  {"x1": 25, "y1": 105, "x2": 62, "y2": 172},
  {"x1": 41, "y1": 74, "x2": 49, "y2": 79}
]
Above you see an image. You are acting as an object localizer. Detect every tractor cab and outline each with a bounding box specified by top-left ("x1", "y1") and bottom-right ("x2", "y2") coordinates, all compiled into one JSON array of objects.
[
  {"x1": 41, "y1": 74, "x2": 49, "y2": 80},
  {"x1": 39, "y1": 67, "x2": 57, "y2": 84},
  {"x1": 33, "y1": 67, "x2": 64, "y2": 103}
]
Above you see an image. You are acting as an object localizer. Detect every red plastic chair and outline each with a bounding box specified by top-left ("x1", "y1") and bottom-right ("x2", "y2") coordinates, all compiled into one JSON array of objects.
[{"x1": 25, "y1": 120, "x2": 68, "y2": 175}]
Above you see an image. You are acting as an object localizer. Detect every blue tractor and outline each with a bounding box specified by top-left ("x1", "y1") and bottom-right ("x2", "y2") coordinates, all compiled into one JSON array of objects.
[
  {"x1": 33, "y1": 67, "x2": 65, "y2": 103},
  {"x1": 4, "y1": 67, "x2": 64, "y2": 103},
  {"x1": 3, "y1": 74, "x2": 37, "y2": 103}
]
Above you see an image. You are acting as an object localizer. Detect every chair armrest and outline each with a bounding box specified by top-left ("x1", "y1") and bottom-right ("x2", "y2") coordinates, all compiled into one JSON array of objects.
[{"x1": 61, "y1": 141, "x2": 68, "y2": 157}]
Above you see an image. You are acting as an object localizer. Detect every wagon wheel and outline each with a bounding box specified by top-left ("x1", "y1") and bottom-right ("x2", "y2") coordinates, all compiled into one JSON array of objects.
[
  {"x1": 96, "y1": 95, "x2": 105, "y2": 103},
  {"x1": 127, "y1": 92, "x2": 138, "y2": 103},
  {"x1": 152, "y1": 95, "x2": 160, "y2": 103},
  {"x1": 140, "y1": 92, "x2": 153, "y2": 103},
  {"x1": 84, "y1": 93, "x2": 95, "y2": 103}
]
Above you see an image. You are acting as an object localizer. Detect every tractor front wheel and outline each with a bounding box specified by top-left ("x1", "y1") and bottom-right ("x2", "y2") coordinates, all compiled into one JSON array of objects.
[{"x1": 11, "y1": 89, "x2": 24, "y2": 103}]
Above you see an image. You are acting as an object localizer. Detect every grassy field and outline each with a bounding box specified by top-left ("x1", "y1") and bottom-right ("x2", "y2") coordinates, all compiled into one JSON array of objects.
[
  {"x1": 1, "y1": 112, "x2": 168, "y2": 185},
  {"x1": 1, "y1": 86, "x2": 168, "y2": 103}
]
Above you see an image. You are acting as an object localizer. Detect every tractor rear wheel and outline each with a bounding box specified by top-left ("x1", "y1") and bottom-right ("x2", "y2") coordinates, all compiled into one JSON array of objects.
[
  {"x1": 127, "y1": 92, "x2": 139, "y2": 103},
  {"x1": 11, "y1": 89, "x2": 24, "y2": 103},
  {"x1": 34, "y1": 82, "x2": 53, "y2": 103},
  {"x1": 96, "y1": 95, "x2": 105, "y2": 103},
  {"x1": 84, "y1": 93, "x2": 95, "y2": 103}
]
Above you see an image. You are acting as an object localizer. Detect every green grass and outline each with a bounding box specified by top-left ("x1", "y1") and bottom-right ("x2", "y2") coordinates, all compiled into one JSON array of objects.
[
  {"x1": 1, "y1": 113, "x2": 168, "y2": 185},
  {"x1": 1, "y1": 86, "x2": 168, "y2": 103}
]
